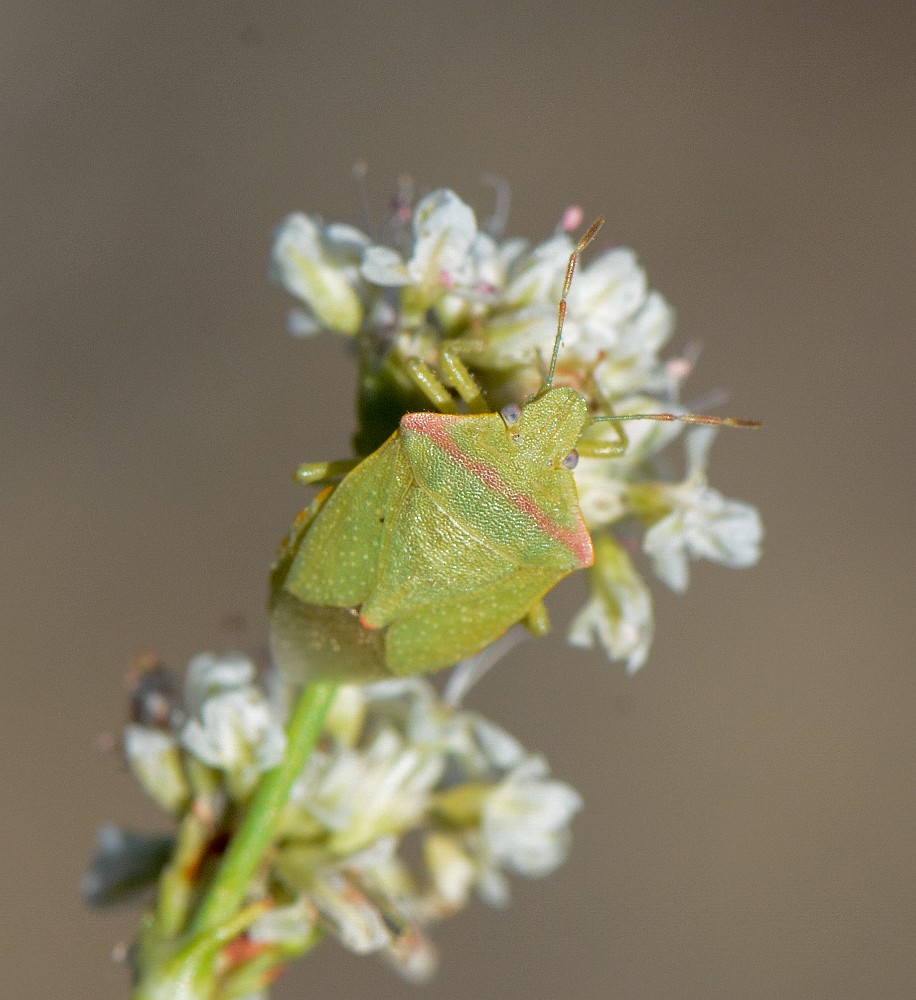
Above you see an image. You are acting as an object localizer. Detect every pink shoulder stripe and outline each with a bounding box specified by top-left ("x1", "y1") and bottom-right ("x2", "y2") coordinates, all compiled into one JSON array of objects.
[{"x1": 401, "y1": 412, "x2": 593, "y2": 567}]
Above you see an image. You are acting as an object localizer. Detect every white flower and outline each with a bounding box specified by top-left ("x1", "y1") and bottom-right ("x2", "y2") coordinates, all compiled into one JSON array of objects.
[
  {"x1": 572, "y1": 460, "x2": 630, "y2": 529},
  {"x1": 308, "y1": 871, "x2": 391, "y2": 953},
  {"x1": 184, "y1": 651, "x2": 255, "y2": 715},
  {"x1": 124, "y1": 725, "x2": 190, "y2": 814},
  {"x1": 500, "y1": 233, "x2": 570, "y2": 308},
  {"x1": 481, "y1": 757, "x2": 582, "y2": 879},
  {"x1": 271, "y1": 213, "x2": 368, "y2": 334},
  {"x1": 644, "y1": 486, "x2": 763, "y2": 592},
  {"x1": 562, "y1": 247, "x2": 649, "y2": 363},
  {"x1": 362, "y1": 675, "x2": 526, "y2": 776},
  {"x1": 569, "y1": 535, "x2": 655, "y2": 673},
  {"x1": 424, "y1": 833, "x2": 476, "y2": 910},
  {"x1": 293, "y1": 727, "x2": 444, "y2": 854},
  {"x1": 475, "y1": 235, "x2": 571, "y2": 369},
  {"x1": 248, "y1": 899, "x2": 316, "y2": 948},
  {"x1": 361, "y1": 189, "x2": 479, "y2": 293},
  {"x1": 181, "y1": 688, "x2": 286, "y2": 797},
  {"x1": 474, "y1": 233, "x2": 670, "y2": 380},
  {"x1": 591, "y1": 290, "x2": 675, "y2": 396},
  {"x1": 642, "y1": 427, "x2": 763, "y2": 592},
  {"x1": 572, "y1": 395, "x2": 683, "y2": 531},
  {"x1": 384, "y1": 926, "x2": 438, "y2": 984}
]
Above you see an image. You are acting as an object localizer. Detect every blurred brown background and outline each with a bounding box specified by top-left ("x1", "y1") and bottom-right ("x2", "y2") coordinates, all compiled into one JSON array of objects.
[{"x1": 3, "y1": 2, "x2": 915, "y2": 997}]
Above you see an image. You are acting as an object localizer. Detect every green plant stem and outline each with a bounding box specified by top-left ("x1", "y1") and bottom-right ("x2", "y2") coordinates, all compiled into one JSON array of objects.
[{"x1": 189, "y1": 681, "x2": 338, "y2": 936}]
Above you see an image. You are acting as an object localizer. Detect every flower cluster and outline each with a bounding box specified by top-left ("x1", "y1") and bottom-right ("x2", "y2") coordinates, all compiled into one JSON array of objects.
[
  {"x1": 271, "y1": 185, "x2": 762, "y2": 672},
  {"x1": 85, "y1": 654, "x2": 581, "y2": 989}
]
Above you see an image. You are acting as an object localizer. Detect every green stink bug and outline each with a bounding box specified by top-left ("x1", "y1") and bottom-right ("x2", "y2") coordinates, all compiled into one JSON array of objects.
[{"x1": 269, "y1": 219, "x2": 758, "y2": 682}]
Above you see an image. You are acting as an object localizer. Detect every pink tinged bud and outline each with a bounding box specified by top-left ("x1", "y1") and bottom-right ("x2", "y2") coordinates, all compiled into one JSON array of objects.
[
  {"x1": 561, "y1": 205, "x2": 585, "y2": 233},
  {"x1": 666, "y1": 356, "x2": 694, "y2": 380}
]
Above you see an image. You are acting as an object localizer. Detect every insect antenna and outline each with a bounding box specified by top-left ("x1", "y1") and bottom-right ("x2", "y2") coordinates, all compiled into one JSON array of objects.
[
  {"x1": 543, "y1": 216, "x2": 605, "y2": 390},
  {"x1": 591, "y1": 412, "x2": 761, "y2": 429}
]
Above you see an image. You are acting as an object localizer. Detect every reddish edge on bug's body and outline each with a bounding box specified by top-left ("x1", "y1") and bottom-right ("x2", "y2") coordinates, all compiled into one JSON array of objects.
[{"x1": 401, "y1": 411, "x2": 594, "y2": 568}]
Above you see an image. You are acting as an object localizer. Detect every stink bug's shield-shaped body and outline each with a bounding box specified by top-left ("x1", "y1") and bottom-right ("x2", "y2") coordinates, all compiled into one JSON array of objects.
[
  {"x1": 271, "y1": 388, "x2": 592, "y2": 681},
  {"x1": 269, "y1": 213, "x2": 756, "y2": 684}
]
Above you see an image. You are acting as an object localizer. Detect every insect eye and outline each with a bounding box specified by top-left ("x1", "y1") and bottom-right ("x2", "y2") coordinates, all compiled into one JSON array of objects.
[
  {"x1": 501, "y1": 403, "x2": 521, "y2": 427},
  {"x1": 561, "y1": 449, "x2": 579, "y2": 470}
]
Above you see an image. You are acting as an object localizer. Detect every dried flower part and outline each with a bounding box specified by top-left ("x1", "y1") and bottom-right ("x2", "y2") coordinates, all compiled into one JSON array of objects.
[{"x1": 81, "y1": 824, "x2": 175, "y2": 906}]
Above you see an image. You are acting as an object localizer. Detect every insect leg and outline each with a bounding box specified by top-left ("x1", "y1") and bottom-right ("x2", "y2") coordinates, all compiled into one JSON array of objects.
[
  {"x1": 294, "y1": 459, "x2": 361, "y2": 486},
  {"x1": 404, "y1": 358, "x2": 459, "y2": 413},
  {"x1": 583, "y1": 409, "x2": 761, "y2": 460},
  {"x1": 579, "y1": 407, "x2": 629, "y2": 458},
  {"x1": 440, "y1": 348, "x2": 488, "y2": 413},
  {"x1": 523, "y1": 600, "x2": 551, "y2": 637}
]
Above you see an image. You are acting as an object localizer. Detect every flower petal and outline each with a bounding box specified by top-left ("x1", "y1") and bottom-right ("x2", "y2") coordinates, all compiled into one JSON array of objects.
[
  {"x1": 568, "y1": 534, "x2": 655, "y2": 673},
  {"x1": 271, "y1": 213, "x2": 364, "y2": 333}
]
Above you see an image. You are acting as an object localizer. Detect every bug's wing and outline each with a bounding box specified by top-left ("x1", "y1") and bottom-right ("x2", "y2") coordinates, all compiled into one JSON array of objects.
[
  {"x1": 383, "y1": 566, "x2": 562, "y2": 676},
  {"x1": 359, "y1": 485, "x2": 522, "y2": 627},
  {"x1": 402, "y1": 413, "x2": 592, "y2": 573},
  {"x1": 284, "y1": 435, "x2": 413, "y2": 607}
]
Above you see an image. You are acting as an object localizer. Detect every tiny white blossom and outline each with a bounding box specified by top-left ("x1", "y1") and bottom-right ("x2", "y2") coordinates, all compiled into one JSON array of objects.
[
  {"x1": 293, "y1": 727, "x2": 444, "y2": 854},
  {"x1": 569, "y1": 536, "x2": 655, "y2": 673},
  {"x1": 123, "y1": 725, "x2": 190, "y2": 814},
  {"x1": 360, "y1": 244, "x2": 407, "y2": 286},
  {"x1": 248, "y1": 899, "x2": 316, "y2": 948},
  {"x1": 501, "y1": 233, "x2": 571, "y2": 308},
  {"x1": 591, "y1": 290, "x2": 675, "y2": 396},
  {"x1": 271, "y1": 213, "x2": 368, "y2": 334},
  {"x1": 562, "y1": 247, "x2": 649, "y2": 363},
  {"x1": 361, "y1": 189, "x2": 479, "y2": 295},
  {"x1": 184, "y1": 651, "x2": 254, "y2": 715},
  {"x1": 476, "y1": 236, "x2": 571, "y2": 368},
  {"x1": 181, "y1": 688, "x2": 286, "y2": 797},
  {"x1": 573, "y1": 396, "x2": 683, "y2": 531},
  {"x1": 410, "y1": 190, "x2": 477, "y2": 285},
  {"x1": 643, "y1": 427, "x2": 763, "y2": 592},
  {"x1": 424, "y1": 833, "x2": 476, "y2": 910},
  {"x1": 308, "y1": 871, "x2": 390, "y2": 954},
  {"x1": 572, "y1": 463, "x2": 629, "y2": 529},
  {"x1": 644, "y1": 486, "x2": 763, "y2": 592},
  {"x1": 477, "y1": 235, "x2": 669, "y2": 379},
  {"x1": 364, "y1": 675, "x2": 526, "y2": 776},
  {"x1": 481, "y1": 757, "x2": 582, "y2": 879}
]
